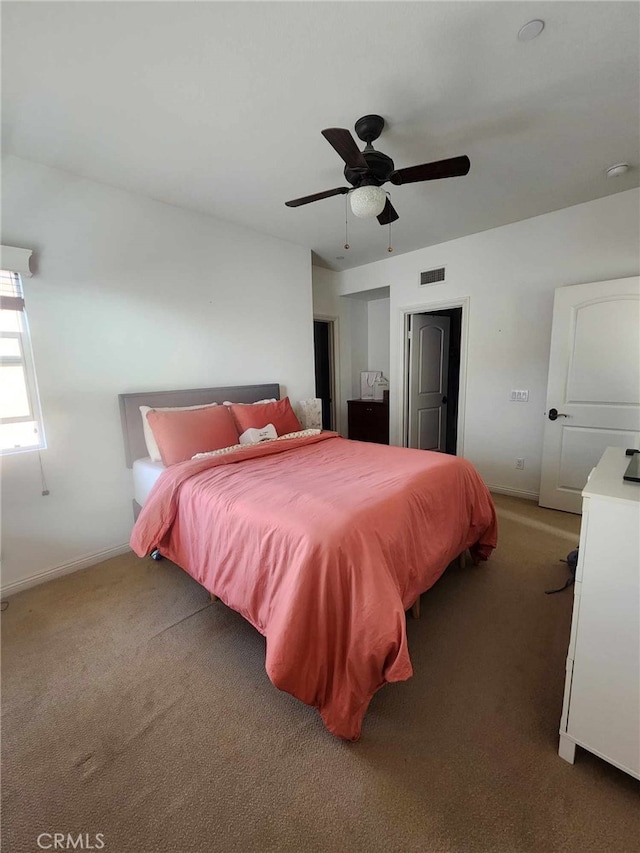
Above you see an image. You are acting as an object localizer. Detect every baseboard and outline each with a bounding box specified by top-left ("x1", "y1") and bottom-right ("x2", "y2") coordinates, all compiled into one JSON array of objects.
[
  {"x1": 1, "y1": 543, "x2": 132, "y2": 597},
  {"x1": 488, "y1": 484, "x2": 539, "y2": 501}
]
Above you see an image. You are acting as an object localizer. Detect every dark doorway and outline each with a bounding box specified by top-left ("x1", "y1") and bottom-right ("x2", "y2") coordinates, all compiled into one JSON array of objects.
[
  {"x1": 406, "y1": 307, "x2": 462, "y2": 455},
  {"x1": 313, "y1": 319, "x2": 334, "y2": 430}
]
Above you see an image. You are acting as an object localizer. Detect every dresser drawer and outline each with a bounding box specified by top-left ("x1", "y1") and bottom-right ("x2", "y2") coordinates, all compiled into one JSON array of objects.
[{"x1": 347, "y1": 400, "x2": 389, "y2": 444}]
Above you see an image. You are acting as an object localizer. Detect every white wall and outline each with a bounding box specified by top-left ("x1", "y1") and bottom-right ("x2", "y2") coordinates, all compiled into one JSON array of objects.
[
  {"x1": 312, "y1": 271, "x2": 391, "y2": 427},
  {"x1": 312, "y1": 266, "x2": 371, "y2": 429},
  {"x1": 335, "y1": 189, "x2": 640, "y2": 498},
  {"x1": 1, "y1": 155, "x2": 315, "y2": 592},
  {"x1": 367, "y1": 298, "x2": 390, "y2": 378}
]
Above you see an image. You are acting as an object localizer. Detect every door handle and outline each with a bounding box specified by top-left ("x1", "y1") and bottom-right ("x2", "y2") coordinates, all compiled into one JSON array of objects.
[
  {"x1": 548, "y1": 408, "x2": 569, "y2": 421},
  {"x1": 442, "y1": 395, "x2": 448, "y2": 404}
]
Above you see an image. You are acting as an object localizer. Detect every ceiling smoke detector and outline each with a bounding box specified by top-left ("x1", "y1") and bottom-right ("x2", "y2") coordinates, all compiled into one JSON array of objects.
[
  {"x1": 518, "y1": 20, "x2": 545, "y2": 41},
  {"x1": 606, "y1": 163, "x2": 630, "y2": 178}
]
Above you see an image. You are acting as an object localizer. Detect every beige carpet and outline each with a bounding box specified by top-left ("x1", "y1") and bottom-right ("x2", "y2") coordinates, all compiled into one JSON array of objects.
[{"x1": 2, "y1": 495, "x2": 638, "y2": 853}]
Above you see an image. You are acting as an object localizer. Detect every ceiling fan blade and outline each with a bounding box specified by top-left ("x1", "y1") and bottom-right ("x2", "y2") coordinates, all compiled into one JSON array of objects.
[
  {"x1": 321, "y1": 128, "x2": 369, "y2": 170},
  {"x1": 389, "y1": 155, "x2": 470, "y2": 186},
  {"x1": 377, "y1": 198, "x2": 399, "y2": 225},
  {"x1": 285, "y1": 187, "x2": 350, "y2": 207}
]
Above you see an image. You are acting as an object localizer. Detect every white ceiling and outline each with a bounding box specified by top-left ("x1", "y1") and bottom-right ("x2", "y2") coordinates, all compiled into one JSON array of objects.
[{"x1": 3, "y1": 1, "x2": 639, "y2": 271}]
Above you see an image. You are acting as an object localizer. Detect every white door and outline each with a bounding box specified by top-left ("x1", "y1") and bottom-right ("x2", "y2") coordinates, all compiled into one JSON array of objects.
[
  {"x1": 539, "y1": 277, "x2": 640, "y2": 512},
  {"x1": 408, "y1": 314, "x2": 450, "y2": 451}
]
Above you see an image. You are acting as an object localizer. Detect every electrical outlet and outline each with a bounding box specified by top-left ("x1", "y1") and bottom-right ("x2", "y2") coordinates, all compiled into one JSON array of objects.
[{"x1": 515, "y1": 458, "x2": 525, "y2": 469}]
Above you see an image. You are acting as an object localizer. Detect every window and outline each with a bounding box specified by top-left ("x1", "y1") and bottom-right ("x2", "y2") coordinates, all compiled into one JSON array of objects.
[{"x1": 0, "y1": 270, "x2": 45, "y2": 454}]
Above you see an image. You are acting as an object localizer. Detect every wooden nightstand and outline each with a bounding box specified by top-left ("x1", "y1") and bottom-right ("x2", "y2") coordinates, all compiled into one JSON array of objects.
[{"x1": 347, "y1": 399, "x2": 389, "y2": 444}]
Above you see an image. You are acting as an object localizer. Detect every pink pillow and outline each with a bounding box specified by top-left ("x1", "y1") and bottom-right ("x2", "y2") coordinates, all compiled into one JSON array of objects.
[
  {"x1": 229, "y1": 397, "x2": 302, "y2": 437},
  {"x1": 147, "y1": 405, "x2": 239, "y2": 466}
]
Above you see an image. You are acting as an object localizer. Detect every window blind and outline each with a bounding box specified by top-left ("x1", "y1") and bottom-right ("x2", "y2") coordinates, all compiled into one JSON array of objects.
[{"x1": 0, "y1": 270, "x2": 25, "y2": 311}]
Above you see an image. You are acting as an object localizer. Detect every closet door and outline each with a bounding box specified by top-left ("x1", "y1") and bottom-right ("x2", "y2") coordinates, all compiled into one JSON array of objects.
[{"x1": 540, "y1": 277, "x2": 640, "y2": 512}]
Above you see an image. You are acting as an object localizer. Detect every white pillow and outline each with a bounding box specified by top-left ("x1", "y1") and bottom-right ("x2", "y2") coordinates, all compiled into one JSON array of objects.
[
  {"x1": 139, "y1": 403, "x2": 218, "y2": 461},
  {"x1": 222, "y1": 398, "x2": 277, "y2": 406},
  {"x1": 239, "y1": 424, "x2": 277, "y2": 445}
]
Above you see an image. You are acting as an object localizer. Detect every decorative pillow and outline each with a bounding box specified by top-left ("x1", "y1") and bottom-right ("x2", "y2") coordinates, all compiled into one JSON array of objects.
[
  {"x1": 229, "y1": 397, "x2": 302, "y2": 437},
  {"x1": 297, "y1": 398, "x2": 323, "y2": 430},
  {"x1": 146, "y1": 405, "x2": 239, "y2": 466},
  {"x1": 192, "y1": 429, "x2": 321, "y2": 459},
  {"x1": 239, "y1": 424, "x2": 278, "y2": 445},
  {"x1": 140, "y1": 403, "x2": 218, "y2": 461}
]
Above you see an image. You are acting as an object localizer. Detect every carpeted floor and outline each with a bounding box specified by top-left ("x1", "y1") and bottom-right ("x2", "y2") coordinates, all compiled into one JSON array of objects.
[{"x1": 2, "y1": 494, "x2": 638, "y2": 853}]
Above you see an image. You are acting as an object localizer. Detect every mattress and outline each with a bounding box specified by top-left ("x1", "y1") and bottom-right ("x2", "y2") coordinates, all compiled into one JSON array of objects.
[{"x1": 132, "y1": 456, "x2": 166, "y2": 507}]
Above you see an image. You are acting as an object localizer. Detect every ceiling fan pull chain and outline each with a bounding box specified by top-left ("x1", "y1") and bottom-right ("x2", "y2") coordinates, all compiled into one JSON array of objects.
[
  {"x1": 388, "y1": 218, "x2": 393, "y2": 253},
  {"x1": 344, "y1": 194, "x2": 350, "y2": 250}
]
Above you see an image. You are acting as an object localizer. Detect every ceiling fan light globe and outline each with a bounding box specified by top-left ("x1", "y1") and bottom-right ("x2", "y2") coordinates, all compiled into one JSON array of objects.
[{"x1": 350, "y1": 186, "x2": 386, "y2": 218}]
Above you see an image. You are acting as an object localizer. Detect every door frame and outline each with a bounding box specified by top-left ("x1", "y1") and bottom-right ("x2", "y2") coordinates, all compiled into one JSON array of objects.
[
  {"x1": 313, "y1": 314, "x2": 341, "y2": 434},
  {"x1": 397, "y1": 296, "x2": 469, "y2": 454}
]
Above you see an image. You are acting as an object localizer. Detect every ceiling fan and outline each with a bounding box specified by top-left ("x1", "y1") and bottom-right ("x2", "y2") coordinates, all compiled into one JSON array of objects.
[{"x1": 285, "y1": 114, "x2": 471, "y2": 225}]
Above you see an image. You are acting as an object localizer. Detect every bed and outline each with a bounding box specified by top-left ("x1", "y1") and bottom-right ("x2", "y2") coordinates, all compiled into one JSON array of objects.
[{"x1": 120, "y1": 384, "x2": 497, "y2": 740}]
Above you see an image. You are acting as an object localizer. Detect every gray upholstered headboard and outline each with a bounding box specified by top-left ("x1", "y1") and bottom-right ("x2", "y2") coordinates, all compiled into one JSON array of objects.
[{"x1": 118, "y1": 383, "x2": 280, "y2": 467}]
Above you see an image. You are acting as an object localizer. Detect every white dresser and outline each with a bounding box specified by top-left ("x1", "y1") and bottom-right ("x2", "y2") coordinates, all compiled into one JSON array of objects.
[{"x1": 559, "y1": 447, "x2": 640, "y2": 778}]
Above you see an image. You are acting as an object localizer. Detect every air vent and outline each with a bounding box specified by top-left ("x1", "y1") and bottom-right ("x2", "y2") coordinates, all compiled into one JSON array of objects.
[{"x1": 420, "y1": 267, "x2": 446, "y2": 286}]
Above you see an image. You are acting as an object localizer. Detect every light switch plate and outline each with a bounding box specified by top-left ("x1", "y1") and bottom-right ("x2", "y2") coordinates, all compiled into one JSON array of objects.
[{"x1": 510, "y1": 390, "x2": 529, "y2": 402}]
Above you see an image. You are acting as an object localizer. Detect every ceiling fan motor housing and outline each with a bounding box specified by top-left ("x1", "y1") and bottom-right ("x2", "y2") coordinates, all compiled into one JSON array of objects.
[{"x1": 345, "y1": 150, "x2": 395, "y2": 187}]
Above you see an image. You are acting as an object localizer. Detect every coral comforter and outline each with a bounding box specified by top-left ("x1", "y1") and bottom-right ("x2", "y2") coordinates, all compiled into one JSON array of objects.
[{"x1": 130, "y1": 432, "x2": 497, "y2": 740}]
